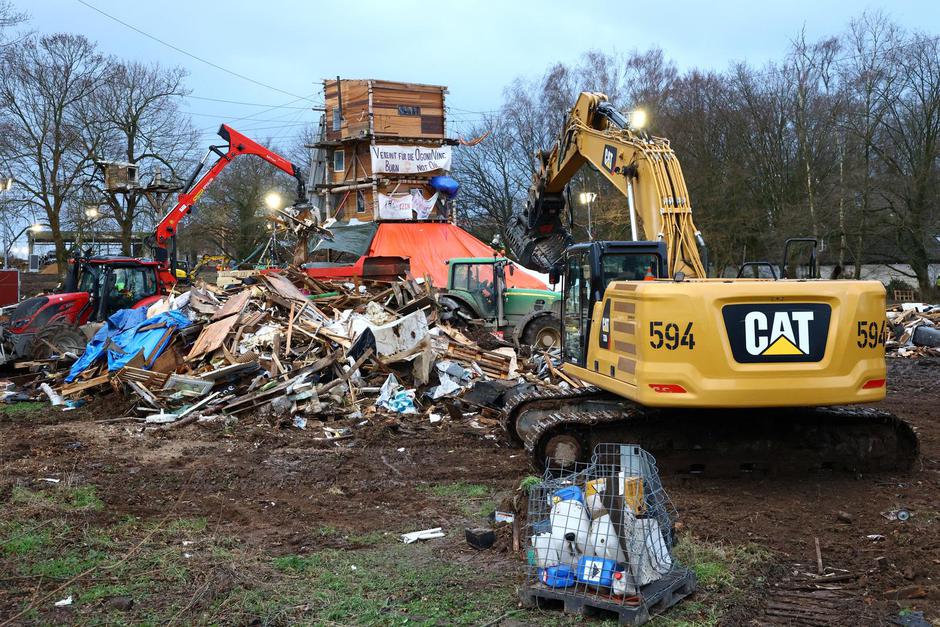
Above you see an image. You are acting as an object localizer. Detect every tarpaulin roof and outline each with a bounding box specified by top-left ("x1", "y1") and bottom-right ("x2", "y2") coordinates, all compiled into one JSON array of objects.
[
  {"x1": 310, "y1": 220, "x2": 378, "y2": 257},
  {"x1": 368, "y1": 222, "x2": 546, "y2": 289}
]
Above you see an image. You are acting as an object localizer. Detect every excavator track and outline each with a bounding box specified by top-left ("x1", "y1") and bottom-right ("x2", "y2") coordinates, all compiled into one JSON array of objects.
[
  {"x1": 505, "y1": 389, "x2": 919, "y2": 476},
  {"x1": 500, "y1": 384, "x2": 613, "y2": 444}
]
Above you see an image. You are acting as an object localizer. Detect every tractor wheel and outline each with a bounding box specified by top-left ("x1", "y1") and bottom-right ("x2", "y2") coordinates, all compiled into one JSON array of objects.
[
  {"x1": 521, "y1": 315, "x2": 561, "y2": 350},
  {"x1": 29, "y1": 324, "x2": 87, "y2": 360},
  {"x1": 438, "y1": 296, "x2": 475, "y2": 326}
]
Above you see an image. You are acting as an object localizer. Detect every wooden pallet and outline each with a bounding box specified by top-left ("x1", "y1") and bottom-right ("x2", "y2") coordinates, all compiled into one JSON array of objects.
[{"x1": 520, "y1": 569, "x2": 696, "y2": 626}]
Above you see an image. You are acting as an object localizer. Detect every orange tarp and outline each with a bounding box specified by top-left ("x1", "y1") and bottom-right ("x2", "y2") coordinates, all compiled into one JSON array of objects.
[{"x1": 368, "y1": 222, "x2": 546, "y2": 289}]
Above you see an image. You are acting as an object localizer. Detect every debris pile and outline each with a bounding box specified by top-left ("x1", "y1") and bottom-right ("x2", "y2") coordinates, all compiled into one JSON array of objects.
[
  {"x1": 887, "y1": 303, "x2": 940, "y2": 358},
  {"x1": 24, "y1": 269, "x2": 573, "y2": 441}
]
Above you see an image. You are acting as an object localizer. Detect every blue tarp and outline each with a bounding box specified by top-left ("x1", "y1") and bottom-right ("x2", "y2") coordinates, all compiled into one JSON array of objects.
[
  {"x1": 429, "y1": 175, "x2": 459, "y2": 199},
  {"x1": 66, "y1": 309, "x2": 191, "y2": 382}
]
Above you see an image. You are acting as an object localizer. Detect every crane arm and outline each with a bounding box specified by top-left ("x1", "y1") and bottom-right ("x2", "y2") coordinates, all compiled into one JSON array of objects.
[
  {"x1": 152, "y1": 125, "x2": 307, "y2": 261},
  {"x1": 506, "y1": 92, "x2": 706, "y2": 278}
]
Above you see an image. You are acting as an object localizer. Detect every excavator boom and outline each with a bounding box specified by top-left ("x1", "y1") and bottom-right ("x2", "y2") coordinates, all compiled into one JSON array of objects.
[{"x1": 507, "y1": 92, "x2": 705, "y2": 278}]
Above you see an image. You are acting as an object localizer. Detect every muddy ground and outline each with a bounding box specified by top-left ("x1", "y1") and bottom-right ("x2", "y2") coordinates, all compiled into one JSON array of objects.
[{"x1": 0, "y1": 358, "x2": 938, "y2": 625}]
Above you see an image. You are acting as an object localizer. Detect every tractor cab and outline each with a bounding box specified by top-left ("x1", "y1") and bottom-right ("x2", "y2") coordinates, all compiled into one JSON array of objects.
[
  {"x1": 442, "y1": 257, "x2": 562, "y2": 348},
  {"x1": 63, "y1": 255, "x2": 168, "y2": 322}
]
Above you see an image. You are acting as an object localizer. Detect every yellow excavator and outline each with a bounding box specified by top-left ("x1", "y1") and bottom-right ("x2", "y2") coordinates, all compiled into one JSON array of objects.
[{"x1": 503, "y1": 92, "x2": 918, "y2": 475}]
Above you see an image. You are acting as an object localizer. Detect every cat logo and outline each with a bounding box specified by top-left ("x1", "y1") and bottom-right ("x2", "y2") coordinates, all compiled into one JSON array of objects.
[
  {"x1": 722, "y1": 303, "x2": 831, "y2": 363},
  {"x1": 602, "y1": 145, "x2": 617, "y2": 173},
  {"x1": 598, "y1": 299, "x2": 612, "y2": 349},
  {"x1": 745, "y1": 310, "x2": 814, "y2": 356}
]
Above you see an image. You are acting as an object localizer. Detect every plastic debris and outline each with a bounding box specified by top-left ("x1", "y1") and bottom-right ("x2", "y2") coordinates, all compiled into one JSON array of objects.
[{"x1": 401, "y1": 527, "x2": 445, "y2": 544}]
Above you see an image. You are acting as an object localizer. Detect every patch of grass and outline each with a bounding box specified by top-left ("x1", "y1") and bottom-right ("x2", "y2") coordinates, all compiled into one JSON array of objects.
[
  {"x1": 422, "y1": 481, "x2": 495, "y2": 519},
  {"x1": 648, "y1": 598, "x2": 720, "y2": 627},
  {"x1": 0, "y1": 509, "x2": 514, "y2": 625},
  {"x1": 270, "y1": 542, "x2": 514, "y2": 624},
  {"x1": 10, "y1": 485, "x2": 54, "y2": 507},
  {"x1": 164, "y1": 517, "x2": 208, "y2": 534},
  {"x1": 476, "y1": 498, "x2": 498, "y2": 518},
  {"x1": 67, "y1": 485, "x2": 103, "y2": 511},
  {"x1": 647, "y1": 535, "x2": 773, "y2": 626},
  {"x1": 27, "y1": 549, "x2": 108, "y2": 579},
  {"x1": 520, "y1": 475, "x2": 541, "y2": 494},
  {"x1": 77, "y1": 583, "x2": 132, "y2": 604},
  {"x1": 0, "y1": 401, "x2": 46, "y2": 415},
  {"x1": 423, "y1": 481, "x2": 489, "y2": 499},
  {"x1": 129, "y1": 547, "x2": 190, "y2": 584},
  {"x1": 81, "y1": 527, "x2": 116, "y2": 549},
  {"x1": 0, "y1": 522, "x2": 50, "y2": 556},
  {"x1": 673, "y1": 536, "x2": 771, "y2": 592},
  {"x1": 9, "y1": 484, "x2": 103, "y2": 511}
]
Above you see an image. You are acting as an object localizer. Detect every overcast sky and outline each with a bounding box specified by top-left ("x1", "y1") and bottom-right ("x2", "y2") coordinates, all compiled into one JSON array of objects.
[{"x1": 18, "y1": 0, "x2": 940, "y2": 146}]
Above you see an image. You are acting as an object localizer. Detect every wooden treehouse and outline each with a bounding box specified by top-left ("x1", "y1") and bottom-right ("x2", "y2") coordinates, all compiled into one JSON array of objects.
[{"x1": 312, "y1": 79, "x2": 458, "y2": 222}]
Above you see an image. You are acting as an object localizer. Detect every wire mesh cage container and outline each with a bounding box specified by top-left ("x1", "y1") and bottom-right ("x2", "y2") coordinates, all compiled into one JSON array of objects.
[{"x1": 521, "y1": 443, "x2": 696, "y2": 625}]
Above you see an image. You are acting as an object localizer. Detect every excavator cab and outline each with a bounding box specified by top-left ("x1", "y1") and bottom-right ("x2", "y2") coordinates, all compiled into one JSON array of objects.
[{"x1": 560, "y1": 241, "x2": 666, "y2": 366}]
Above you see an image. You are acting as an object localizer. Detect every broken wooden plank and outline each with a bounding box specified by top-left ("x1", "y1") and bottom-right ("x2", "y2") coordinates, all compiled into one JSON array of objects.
[
  {"x1": 261, "y1": 272, "x2": 309, "y2": 303},
  {"x1": 187, "y1": 314, "x2": 240, "y2": 360},
  {"x1": 60, "y1": 374, "x2": 110, "y2": 397},
  {"x1": 211, "y1": 289, "x2": 252, "y2": 321}
]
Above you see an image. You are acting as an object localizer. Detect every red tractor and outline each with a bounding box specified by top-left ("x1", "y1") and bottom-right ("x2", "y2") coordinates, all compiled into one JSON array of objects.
[
  {"x1": 0, "y1": 125, "x2": 307, "y2": 364},
  {"x1": 1, "y1": 255, "x2": 168, "y2": 361}
]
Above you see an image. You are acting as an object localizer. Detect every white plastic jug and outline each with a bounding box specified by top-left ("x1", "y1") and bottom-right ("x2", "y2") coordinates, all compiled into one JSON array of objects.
[
  {"x1": 530, "y1": 532, "x2": 562, "y2": 568},
  {"x1": 586, "y1": 513, "x2": 627, "y2": 563},
  {"x1": 549, "y1": 499, "x2": 590, "y2": 551}
]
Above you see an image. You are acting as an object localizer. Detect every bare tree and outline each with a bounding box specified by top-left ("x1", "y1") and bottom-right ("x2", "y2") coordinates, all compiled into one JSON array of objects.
[
  {"x1": 621, "y1": 48, "x2": 678, "y2": 121},
  {"x1": 0, "y1": 1, "x2": 25, "y2": 36},
  {"x1": 90, "y1": 60, "x2": 197, "y2": 254},
  {"x1": 187, "y1": 147, "x2": 291, "y2": 262},
  {"x1": 789, "y1": 31, "x2": 842, "y2": 243},
  {"x1": 839, "y1": 11, "x2": 903, "y2": 279},
  {"x1": 0, "y1": 33, "x2": 107, "y2": 272},
  {"x1": 872, "y1": 33, "x2": 940, "y2": 293},
  {"x1": 452, "y1": 114, "x2": 531, "y2": 245}
]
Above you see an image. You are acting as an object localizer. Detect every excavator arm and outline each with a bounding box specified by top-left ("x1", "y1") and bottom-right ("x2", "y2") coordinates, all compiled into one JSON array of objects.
[
  {"x1": 506, "y1": 92, "x2": 706, "y2": 278},
  {"x1": 152, "y1": 125, "x2": 307, "y2": 264}
]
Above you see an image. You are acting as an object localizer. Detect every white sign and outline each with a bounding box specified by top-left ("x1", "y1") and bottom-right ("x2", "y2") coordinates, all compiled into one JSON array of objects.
[
  {"x1": 377, "y1": 191, "x2": 439, "y2": 220},
  {"x1": 371, "y1": 144, "x2": 452, "y2": 174}
]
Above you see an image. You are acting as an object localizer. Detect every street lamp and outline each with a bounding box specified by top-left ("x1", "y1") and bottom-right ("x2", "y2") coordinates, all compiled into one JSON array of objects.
[
  {"x1": 264, "y1": 192, "x2": 282, "y2": 211},
  {"x1": 83, "y1": 206, "x2": 101, "y2": 253},
  {"x1": 629, "y1": 109, "x2": 648, "y2": 130},
  {"x1": 5, "y1": 223, "x2": 47, "y2": 269},
  {"x1": 579, "y1": 192, "x2": 597, "y2": 240}
]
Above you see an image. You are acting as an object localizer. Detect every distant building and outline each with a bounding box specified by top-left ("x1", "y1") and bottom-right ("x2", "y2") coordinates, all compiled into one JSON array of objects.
[
  {"x1": 310, "y1": 79, "x2": 458, "y2": 223},
  {"x1": 27, "y1": 229, "x2": 147, "y2": 259}
]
